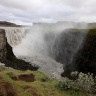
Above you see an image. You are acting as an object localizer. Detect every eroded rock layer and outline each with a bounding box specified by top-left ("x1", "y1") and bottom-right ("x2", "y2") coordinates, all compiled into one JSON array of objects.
[
  {"x1": 61, "y1": 29, "x2": 96, "y2": 78},
  {"x1": 0, "y1": 29, "x2": 38, "y2": 71},
  {"x1": 0, "y1": 29, "x2": 6, "y2": 62}
]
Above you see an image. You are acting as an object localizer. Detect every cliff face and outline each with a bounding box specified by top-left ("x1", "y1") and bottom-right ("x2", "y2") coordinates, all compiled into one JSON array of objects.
[
  {"x1": 0, "y1": 29, "x2": 7, "y2": 62},
  {"x1": 73, "y1": 29, "x2": 96, "y2": 74},
  {"x1": 54, "y1": 29, "x2": 87, "y2": 64},
  {"x1": 0, "y1": 29, "x2": 38, "y2": 71},
  {"x1": 61, "y1": 29, "x2": 96, "y2": 78}
]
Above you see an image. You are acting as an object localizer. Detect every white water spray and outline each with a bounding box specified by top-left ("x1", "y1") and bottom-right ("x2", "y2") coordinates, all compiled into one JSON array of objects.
[
  {"x1": 0, "y1": 22, "x2": 88, "y2": 79},
  {"x1": 5, "y1": 28, "x2": 23, "y2": 47}
]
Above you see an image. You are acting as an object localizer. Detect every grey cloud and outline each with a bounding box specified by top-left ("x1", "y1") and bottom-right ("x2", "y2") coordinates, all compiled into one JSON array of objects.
[{"x1": 0, "y1": 0, "x2": 96, "y2": 24}]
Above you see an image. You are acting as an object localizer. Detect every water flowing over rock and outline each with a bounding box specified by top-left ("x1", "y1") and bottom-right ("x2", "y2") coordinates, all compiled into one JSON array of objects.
[
  {"x1": 1, "y1": 25, "x2": 96, "y2": 79},
  {"x1": 5, "y1": 29, "x2": 23, "y2": 47},
  {"x1": 0, "y1": 29, "x2": 38, "y2": 71},
  {"x1": 13, "y1": 26, "x2": 88, "y2": 79}
]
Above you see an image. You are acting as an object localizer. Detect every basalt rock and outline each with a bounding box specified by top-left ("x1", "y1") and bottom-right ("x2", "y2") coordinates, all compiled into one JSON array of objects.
[
  {"x1": 61, "y1": 29, "x2": 96, "y2": 78},
  {"x1": 54, "y1": 29, "x2": 86, "y2": 64},
  {"x1": 0, "y1": 29, "x2": 7, "y2": 62},
  {"x1": 0, "y1": 29, "x2": 38, "y2": 71}
]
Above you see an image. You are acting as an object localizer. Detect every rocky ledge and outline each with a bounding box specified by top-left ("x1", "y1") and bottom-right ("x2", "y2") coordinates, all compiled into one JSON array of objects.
[{"x1": 0, "y1": 29, "x2": 38, "y2": 71}]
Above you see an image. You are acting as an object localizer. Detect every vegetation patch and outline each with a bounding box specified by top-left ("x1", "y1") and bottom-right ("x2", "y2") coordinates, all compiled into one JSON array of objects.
[
  {"x1": 22, "y1": 85, "x2": 41, "y2": 96},
  {"x1": 0, "y1": 66, "x2": 96, "y2": 96},
  {"x1": 57, "y1": 71, "x2": 96, "y2": 94},
  {"x1": 6, "y1": 72, "x2": 14, "y2": 77},
  {"x1": 40, "y1": 76, "x2": 50, "y2": 82}
]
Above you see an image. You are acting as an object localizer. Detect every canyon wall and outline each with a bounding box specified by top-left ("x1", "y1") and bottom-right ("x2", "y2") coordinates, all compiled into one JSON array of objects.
[
  {"x1": 61, "y1": 29, "x2": 96, "y2": 77},
  {"x1": 0, "y1": 29, "x2": 38, "y2": 71}
]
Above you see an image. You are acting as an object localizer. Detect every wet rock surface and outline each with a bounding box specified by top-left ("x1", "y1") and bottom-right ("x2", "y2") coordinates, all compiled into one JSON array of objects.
[
  {"x1": 54, "y1": 29, "x2": 87, "y2": 64},
  {"x1": 0, "y1": 29, "x2": 38, "y2": 71},
  {"x1": 62, "y1": 29, "x2": 96, "y2": 78}
]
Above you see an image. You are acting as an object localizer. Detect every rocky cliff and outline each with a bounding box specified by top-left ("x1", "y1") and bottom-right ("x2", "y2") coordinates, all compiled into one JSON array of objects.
[
  {"x1": 0, "y1": 29, "x2": 38, "y2": 71},
  {"x1": 0, "y1": 29, "x2": 7, "y2": 62},
  {"x1": 61, "y1": 29, "x2": 96, "y2": 78}
]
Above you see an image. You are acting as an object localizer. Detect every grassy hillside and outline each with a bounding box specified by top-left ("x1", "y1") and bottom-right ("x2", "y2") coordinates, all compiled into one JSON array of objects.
[{"x1": 0, "y1": 66, "x2": 96, "y2": 96}]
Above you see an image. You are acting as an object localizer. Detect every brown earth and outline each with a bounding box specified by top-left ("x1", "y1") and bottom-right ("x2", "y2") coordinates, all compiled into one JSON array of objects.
[
  {"x1": 23, "y1": 85, "x2": 41, "y2": 96},
  {"x1": 11, "y1": 74, "x2": 35, "y2": 82},
  {"x1": 0, "y1": 75, "x2": 3, "y2": 79},
  {"x1": 0, "y1": 82, "x2": 18, "y2": 96}
]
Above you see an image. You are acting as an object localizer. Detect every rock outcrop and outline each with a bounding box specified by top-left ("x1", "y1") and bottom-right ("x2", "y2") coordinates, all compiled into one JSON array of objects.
[
  {"x1": 0, "y1": 29, "x2": 7, "y2": 62},
  {"x1": 0, "y1": 29, "x2": 38, "y2": 71},
  {"x1": 61, "y1": 29, "x2": 96, "y2": 78}
]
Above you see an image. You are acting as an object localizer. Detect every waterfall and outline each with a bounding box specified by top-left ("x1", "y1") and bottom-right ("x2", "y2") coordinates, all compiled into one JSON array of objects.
[
  {"x1": 14, "y1": 25, "x2": 87, "y2": 64},
  {"x1": 5, "y1": 28, "x2": 23, "y2": 47},
  {"x1": 0, "y1": 23, "x2": 88, "y2": 79}
]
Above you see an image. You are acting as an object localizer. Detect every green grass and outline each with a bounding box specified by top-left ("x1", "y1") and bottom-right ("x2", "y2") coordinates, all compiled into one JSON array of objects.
[{"x1": 0, "y1": 67, "x2": 96, "y2": 96}]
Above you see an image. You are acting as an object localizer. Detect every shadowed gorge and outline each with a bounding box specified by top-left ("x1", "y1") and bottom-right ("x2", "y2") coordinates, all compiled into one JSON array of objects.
[
  {"x1": 52, "y1": 29, "x2": 87, "y2": 64},
  {"x1": 0, "y1": 24, "x2": 96, "y2": 79},
  {"x1": 61, "y1": 29, "x2": 96, "y2": 77},
  {"x1": 12, "y1": 25, "x2": 88, "y2": 78},
  {"x1": 22, "y1": 26, "x2": 96, "y2": 78},
  {"x1": 1, "y1": 0, "x2": 96, "y2": 95}
]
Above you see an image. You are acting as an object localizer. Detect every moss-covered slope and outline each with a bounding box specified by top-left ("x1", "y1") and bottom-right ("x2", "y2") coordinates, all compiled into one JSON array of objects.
[{"x1": 0, "y1": 66, "x2": 96, "y2": 96}]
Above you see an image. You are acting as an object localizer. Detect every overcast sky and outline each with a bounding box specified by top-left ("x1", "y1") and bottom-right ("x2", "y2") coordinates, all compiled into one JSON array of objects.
[{"x1": 0, "y1": 0, "x2": 96, "y2": 25}]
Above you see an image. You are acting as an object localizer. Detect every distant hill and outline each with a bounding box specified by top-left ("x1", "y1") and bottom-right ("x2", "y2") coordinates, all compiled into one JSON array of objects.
[
  {"x1": 0, "y1": 21, "x2": 96, "y2": 28},
  {"x1": 0, "y1": 21, "x2": 21, "y2": 27},
  {"x1": 33, "y1": 21, "x2": 96, "y2": 29},
  {"x1": 88, "y1": 23, "x2": 96, "y2": 28}
]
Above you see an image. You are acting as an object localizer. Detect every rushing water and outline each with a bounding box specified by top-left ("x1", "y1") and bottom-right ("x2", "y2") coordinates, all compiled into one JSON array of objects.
[{"x1": 0, "y1": 24, "x2": 88, "y2": 79}]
